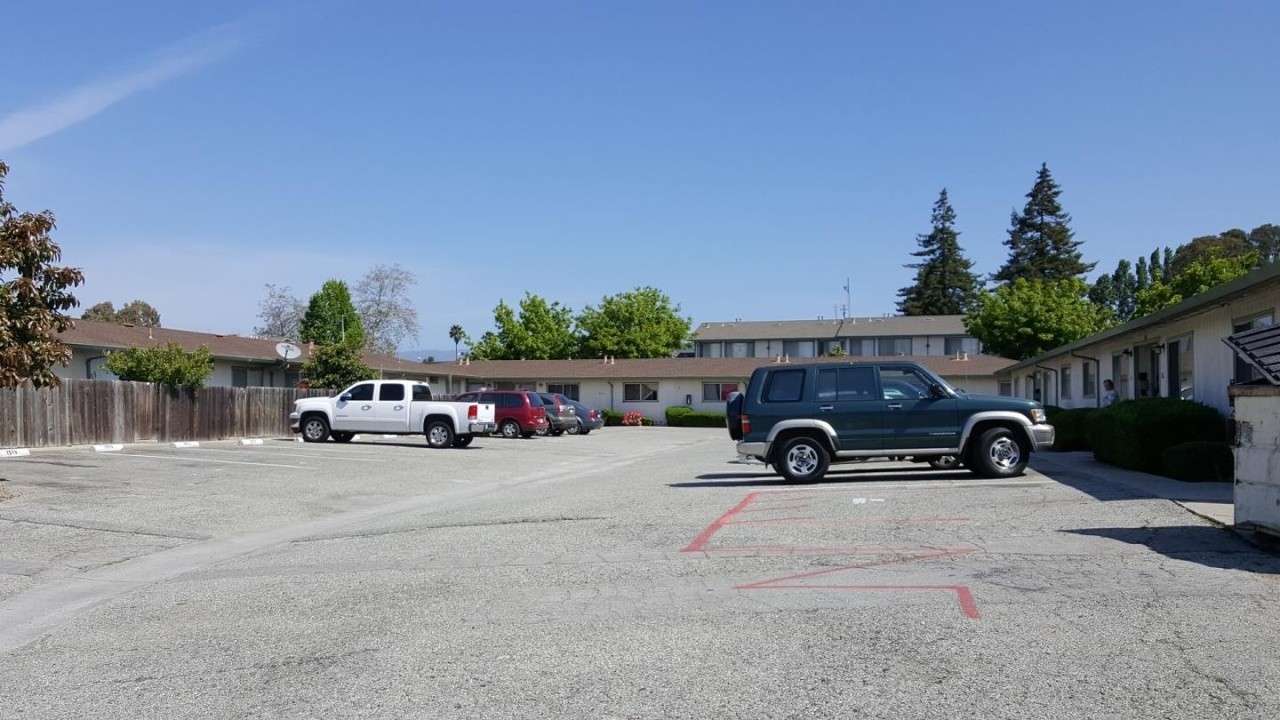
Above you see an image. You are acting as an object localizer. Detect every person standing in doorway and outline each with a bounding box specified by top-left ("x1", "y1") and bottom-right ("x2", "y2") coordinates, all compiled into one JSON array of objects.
[{"x1": 1101, "y1": 379, "x2": 1119, "y2": 407}]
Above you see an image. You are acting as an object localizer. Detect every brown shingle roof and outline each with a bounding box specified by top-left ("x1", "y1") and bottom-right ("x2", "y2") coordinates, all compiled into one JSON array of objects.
[
  {"x1": 60, "y1": 320, "x2": 427, "y2": 375},
  {"x1": 426, "y1": 354, "x2": 1014, "y2": 381},
  {"x1": 692, "y1": 315, "x2": 969, "y2": 341}
]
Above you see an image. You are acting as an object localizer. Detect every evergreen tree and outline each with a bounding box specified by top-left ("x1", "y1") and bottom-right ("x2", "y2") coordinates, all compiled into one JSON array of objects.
[
  {"x1": 299, "y1": 280, "x2": 364, "y2": 348},
  {"x1": 992, "y1": 163, "x2": 1095, "y2": 285},
  {"x1": 896, "y1": 189, "x2": 982, "y2": 315},
  {"x1": 1135, "y1": 256, "x2": 1149, "y2": 292},
  {"x1": 1111, "y1": 259, "x2": 1138, "y2": 321},
  {"x1": 1148, "y1": 249, "x2": 1164, "y2": 285},
  {"x1": 1248, "y1": 224, "x2": 1279, "y2": 265}
]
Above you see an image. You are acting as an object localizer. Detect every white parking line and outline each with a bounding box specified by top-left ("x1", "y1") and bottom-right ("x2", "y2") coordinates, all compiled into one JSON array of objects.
[
  {"x1": 193, "y1": 447, "x2": 388, "y2": 462},
  {"x1": 101, "y1": 452, "x2": 304, "y2": 470}
]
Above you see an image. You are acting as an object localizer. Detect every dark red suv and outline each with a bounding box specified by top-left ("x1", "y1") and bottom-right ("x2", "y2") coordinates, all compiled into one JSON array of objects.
[{"x1": 455, "y1": 390, "x2": 548, "y2": 438}]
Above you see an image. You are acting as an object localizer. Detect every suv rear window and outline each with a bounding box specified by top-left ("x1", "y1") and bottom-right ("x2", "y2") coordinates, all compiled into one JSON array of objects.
[
  {"x1": 526, "y1": 393, "x2": 544, "y2": 406},
  {"x1": 763, "y1": 369, "x2": 805, "y2": 403}
]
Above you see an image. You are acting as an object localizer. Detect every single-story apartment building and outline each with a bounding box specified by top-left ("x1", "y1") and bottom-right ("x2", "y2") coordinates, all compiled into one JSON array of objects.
[
  {"x1": 426, "y1": 353, "x2": 1015, "y2": 420},
  {"x1": 56, "y1": 320, "x2": 433, "y2": 387},
  {"x1": 999, "y1": 260, "x2": 1280, "y2": 416}
]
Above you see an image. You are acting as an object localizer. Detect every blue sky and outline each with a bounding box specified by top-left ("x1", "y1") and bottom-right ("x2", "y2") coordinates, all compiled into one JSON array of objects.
[{"x1": 3, "y1": 1, "x2": 1278, "y2": 355}]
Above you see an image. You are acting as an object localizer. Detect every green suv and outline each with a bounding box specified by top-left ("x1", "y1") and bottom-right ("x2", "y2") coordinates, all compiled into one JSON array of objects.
[{"x1": 727, "y1": 360, "x2": 1054, "y2": 483}]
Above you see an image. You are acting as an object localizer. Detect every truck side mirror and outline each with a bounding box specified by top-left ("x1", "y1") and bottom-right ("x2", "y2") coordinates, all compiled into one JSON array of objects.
[{"x1": 339, "y1": 393, "x2": 352, "y2": 402}]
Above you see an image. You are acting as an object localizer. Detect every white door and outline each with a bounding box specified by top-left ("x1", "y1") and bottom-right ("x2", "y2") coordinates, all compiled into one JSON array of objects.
[{"x1": 334, "y1": 382, "x2": 377, "y2": 431}]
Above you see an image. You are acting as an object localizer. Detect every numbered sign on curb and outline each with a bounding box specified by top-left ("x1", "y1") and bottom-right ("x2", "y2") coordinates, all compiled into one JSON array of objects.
[
  {"x1": 1, "y1": 448, "x2": 31, "y2": 458},
  {"x1": 171, "y1": 441, "x2": 200, "y2": 449},
  {"x1": 92, "y1": 444, "x2": 123, "y2": 452},
  {"x1": 238, "y1": 438, "x2": 264, "y2": 445}
]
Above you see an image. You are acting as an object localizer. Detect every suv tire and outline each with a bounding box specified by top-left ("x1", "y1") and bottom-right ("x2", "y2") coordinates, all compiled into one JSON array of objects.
[
  {"x1": 776, "y1": 436, "x2": 830, "y2": 483},
  {"x1": 970, "y1": 427, "x2": 1028, "y2": 478}
]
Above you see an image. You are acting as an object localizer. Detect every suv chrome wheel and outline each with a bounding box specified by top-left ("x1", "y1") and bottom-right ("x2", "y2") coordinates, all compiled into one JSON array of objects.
[
  {"x1": 971, "y1": 427, "x2": 1028, "y2": 478},
  {"x1": 777, "y1": 436, "x2": 830, "y2": 483}
]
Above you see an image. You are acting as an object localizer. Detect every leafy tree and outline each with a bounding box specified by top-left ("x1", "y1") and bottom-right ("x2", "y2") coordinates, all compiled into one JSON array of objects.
[
  {"x1": 0, "y1": 161, "x2": 85, "y2": 389},
  {"x1": 1135, "y1": 255, "x2": 1150, "y2": 292},
  {"x1": 1170, "y1": 230, "x2": 1255, "y2": 277},
  {"x1": 299, "y1": 280, "x2": 363, "y2": 348},
  {"x1": 82, "y1": 301, "x2": 118, "y2": 322},
  {"x1": 103, "y1": 342, "x2": 213, "y2": 388},
  {"x1": 469, "y1": 294, "x2": 578, "y2": 360},
  {"x1": 354, "y1": 263, "x2": 418, "y2": 355},
  {"x1": 449, "y1": 324, "x2": 466, "y2": 360},
  {"x1": 81, "y1": 299, "x2": 161, "y2": 325},
  {"x1": 578, "y1": 286, "x2": 692, "y2": 359},
  {"x1": 964, "y1": 278, "x2": 1112, "y2": 361},
  {"x1": 1247, "y1": 223, "x2": 1279, "y2": 265},
  {"x1": 254, "y1": 284, "x2": 305, "y2": 339},
  {"x1": 1134, "y1": 252, "x2": 1258, "y2": 317},
  {"x1": 992, "y1": 163, "x2": 1094, "y2": 285},
  {"x1": 896, "y1": 189, "x2": 982, "y2": 315},
  {"x1": 300, "y1": 342, "x2": 373, "y2": 389}
]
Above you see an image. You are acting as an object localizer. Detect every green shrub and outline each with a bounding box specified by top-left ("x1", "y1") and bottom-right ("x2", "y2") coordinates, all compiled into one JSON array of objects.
[
  {"x1": 1050, "y1": 408, "x2": 1096, "y2": 451},
  {"x1": 665, "y1": 406, "x2": 693, "y2": 425},
  {"x1": 1161, "y1": 441, "x2": 1234, "y2": 482},
  {"x1": 1088, "y1": 398, "x2": 1227, "y2": 474},
  {"x1": 665, "y1": 406, "x2": 727, "y2": 428},
  {"x1": 104, "y1": 342, "x2": 214, "y2": 389}
]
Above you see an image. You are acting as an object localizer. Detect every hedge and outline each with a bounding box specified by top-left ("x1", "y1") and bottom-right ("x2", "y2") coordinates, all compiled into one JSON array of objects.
[
  {"x1": 1087, "y1": 398, "x2": 1228, "y2": 475},
  {"x1": 1161, "y1": 441, "x2": 1234, "y2": 483},
  {"x1": 1050, "y1": 408, "x2": 1097, "y2": 452},
  {"x1": 665, "y1": 406, "x2": 729, "y2": 428}
]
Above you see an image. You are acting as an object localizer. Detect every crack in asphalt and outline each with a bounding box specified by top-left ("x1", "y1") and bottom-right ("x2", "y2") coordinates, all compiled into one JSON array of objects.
[
  {"x1": 293, "y1": 515, "x2": 612, "y2": 543},
  {"x1": 0, "y1": 515, "x2": 212, "y2": 541}
]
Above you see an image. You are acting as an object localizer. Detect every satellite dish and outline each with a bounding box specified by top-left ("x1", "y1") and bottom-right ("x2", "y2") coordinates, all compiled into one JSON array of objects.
[{"x1": 276, "y1": 342, "x2": 303, "y2": 360}]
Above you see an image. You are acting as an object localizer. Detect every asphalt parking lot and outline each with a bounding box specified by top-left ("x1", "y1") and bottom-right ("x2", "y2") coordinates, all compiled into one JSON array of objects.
[{"x1": 1, "y1": 428, "x2": 1278, "y2": 718}]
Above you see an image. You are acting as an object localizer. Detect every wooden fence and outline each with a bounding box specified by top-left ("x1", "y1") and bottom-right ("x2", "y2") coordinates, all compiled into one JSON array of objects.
[{"x1": 0, "y1": 379, "x2": 329, "y2": 448}]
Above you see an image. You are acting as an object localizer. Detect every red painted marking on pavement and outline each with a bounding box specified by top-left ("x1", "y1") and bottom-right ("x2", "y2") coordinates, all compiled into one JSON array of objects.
[
  {"x1": 727, "y1": 517, "x2": 969, "y2": 527},
  {"x1": 742, "y1": 584, "x2": 981, "y2": 620},
  {"x1": 682, "y1": 492, "x2": 759, "y2": 552}
]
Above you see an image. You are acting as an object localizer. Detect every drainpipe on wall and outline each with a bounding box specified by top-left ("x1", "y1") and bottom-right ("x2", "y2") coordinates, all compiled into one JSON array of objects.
[
  {"x1": 1034, "y1": 365, "x2": 1059, "y2": 407},
  {"x1": 1071, "y1": 351, "x2": 1101, "y2": 408}
]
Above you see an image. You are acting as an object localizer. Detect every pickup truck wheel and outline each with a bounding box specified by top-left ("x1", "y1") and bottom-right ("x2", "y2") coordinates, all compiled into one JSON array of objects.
[
  {"x1": 928, "y1": 455, "x2": 961, "y2": 470},
  {"x1": 500, "y1": 420, "x2": 521, "y2": 439},
  {"x1": 331, "y1": 431, "x2": 354, "y2": 443},
  {"x1": 970, "y1": 428, "x2": 1028, "y2": 478},
  {"x1": 777, "y1": 436, "x2": 829, "y2": 484},
  {"x1": 301, "y1": 416, "x2": 330, "y2": 443},
  {"x1": 425, "y1": 420, "x2": 454, "y2": 449},
  {"x1": 452, "y1": 435, "x2": 473, "y2": 448}
]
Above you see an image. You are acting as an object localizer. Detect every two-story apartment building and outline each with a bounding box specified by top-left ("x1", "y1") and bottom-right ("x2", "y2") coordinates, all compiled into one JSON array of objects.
[{"x1": 692, "y1": 315, "x2": 982, "y2": 359}]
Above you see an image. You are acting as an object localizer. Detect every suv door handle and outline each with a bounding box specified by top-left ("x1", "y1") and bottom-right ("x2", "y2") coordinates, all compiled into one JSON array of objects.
[
  {"x1": 887, "y1": 403, "x2": 903, "y2": 410},
  {"x1": 818, "y1": 404, "x2": 835, "y2": 411}
]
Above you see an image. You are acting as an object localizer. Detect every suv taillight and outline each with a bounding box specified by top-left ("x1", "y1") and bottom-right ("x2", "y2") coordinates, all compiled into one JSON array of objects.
[
  {"x1": 468, "y1": 404, "x2": 478, "y2": 420},
  {"x1": 741, "y1": 414, "x2": 751, "y2": 434}
]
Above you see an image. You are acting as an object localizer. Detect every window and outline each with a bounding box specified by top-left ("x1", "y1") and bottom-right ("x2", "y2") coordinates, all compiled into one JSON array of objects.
[
  {"x1": 345, "y1": 383, "x2": 375, "y2": 401},
  {"x1": 379, "y1": 384, "x2": 405, "y2": 401},
  {"x1": 702, "y1": 342, "x2": 723, "y2": 358},
  {"x1": 783, "y1": 340, "x2": 814, "y2": 358},
  {"x1": 845, "y1": 339, "x2": 867, "y2": 356},
  {"x1": 702, "y1": 382, "x2": 737, "y2": 402},
  {"x1": 412, "y1": 385, "x2": 432, "y2": 402},
  {"x1": 1233, "y1": 313, "x2": 1274, "y2": 383},
  {"x1": 232, "y1": 367, "x2": 265, "y2": 388},
  {"x1": 1060, "y1": 365, "x2": 1072, "y2": 400},
  {"x1": 624, "y1": 383, "x2": 658, "y2": 402},
  {"x1": 816, "y1": 366, "x2": 877, "y2": 401},
  {"x1": 877, "y1": 338, "x2": 912, "y2": 356},
  {"x1": 763, "y1": 369, "x2": 805, "y2": 403},
  {"x1": 1082, "y1": 362, "x2": 1096, "y2": 398},
  {"x1": 998, "y1": 381, "x2": 1012, "y2": 397},
  {"x1": 818, "y1": 340, "x2": 844, "y2": 356},
  {"x1": 1175, "y1": 336, "x2": 1194, "y2": 400},
  {"x1": 944, "y1": 337, "x2": 979, "y2": 356},
  {"x1": 547, "y1": 383, "x2": 580, "y2": 401},
  {"x1": 526, "y1": 392, "x2": 544, "y2": 406},
  {"x1": 878, "y1": 367, "x2": 931, "y2": 400},
  {"x1": 726, "y1": 342, "x2": 753, "y2": 358}
]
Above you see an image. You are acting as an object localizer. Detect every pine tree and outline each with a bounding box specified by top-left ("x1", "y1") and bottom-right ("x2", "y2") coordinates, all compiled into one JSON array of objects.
[
  {"x1": 992, "y1": 163, "x2": 1095, "y2": 285},
  {"x1": 896, "y1": 189, "x2": 982, "y2": 315}
]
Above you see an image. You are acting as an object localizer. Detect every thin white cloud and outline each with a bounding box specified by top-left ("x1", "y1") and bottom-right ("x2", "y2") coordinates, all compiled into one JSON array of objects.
[{"x1": 0, "y1": 20, "x2": 248, "y2": 152}]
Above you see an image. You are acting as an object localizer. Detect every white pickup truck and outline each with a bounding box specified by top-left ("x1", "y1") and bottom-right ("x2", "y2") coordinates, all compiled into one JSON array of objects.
[{"x1": 290, "y1": 380, "x2": 497, "y2": 448}]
